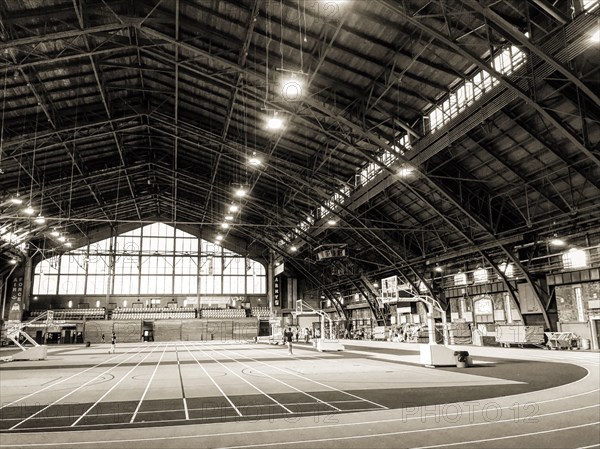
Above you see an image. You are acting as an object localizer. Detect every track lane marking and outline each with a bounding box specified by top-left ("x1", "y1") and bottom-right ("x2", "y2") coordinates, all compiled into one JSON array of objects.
[
  {"x1": 129, "y1": 343, "x2": 169, "y2": 423},
  {"x1": 174, "y1": 344, "x2": 189, "y2": 420},
  {"x1": 71, "y1": 344, "x2": 163, "y2": 426},
  {"x1": 187, "y1": 343, "x2": 294, "y2": 414},
  {"x1": 2, "y1": 400, "x2": 598, "y2": 446},
  {"x1": 0, "y1": 345, "x2": 143, "y2": 410},
  {"x1": 200, "y1": 342, "x2": 341, "y2": 412},
  {"x1": 8, "y1": 345, "x2": 153, "y2": 430},
  {"x1": 183, "y1": 345, "x2": 243, "y2": 417},
  {"x1": 217, "y1": 343, "x2": 388, "y2": 410}
]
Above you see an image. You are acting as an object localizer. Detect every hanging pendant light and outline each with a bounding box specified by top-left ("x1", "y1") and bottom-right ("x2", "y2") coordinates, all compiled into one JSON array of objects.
[{"x1": 10, "y1": 194, "x2": 23, "y2": 205}]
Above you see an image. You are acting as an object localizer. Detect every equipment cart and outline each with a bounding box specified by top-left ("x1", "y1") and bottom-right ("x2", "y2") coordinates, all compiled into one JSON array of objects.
[
  {"x1": 544, "y1": 332, "x2": 578, "y2": 350},
  {"x1": 495, "y1": 325, "x2": 545, "y2": 348}
]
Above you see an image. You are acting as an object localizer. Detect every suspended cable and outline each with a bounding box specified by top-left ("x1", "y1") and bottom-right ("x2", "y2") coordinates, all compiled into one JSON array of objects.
[
  {"x1": 298, "y1": 0, "x2": 304, "y2": 72},
  {"x1": 0, "y1": 68, "x2": 7, "y2": 171}
]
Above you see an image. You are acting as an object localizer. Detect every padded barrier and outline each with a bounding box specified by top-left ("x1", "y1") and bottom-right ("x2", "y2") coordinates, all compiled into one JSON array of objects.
[
  {"x1": 84, "y1": 320, "x2": 115, "y2": 343},
  {"x1": 114, "y1": 321, "x2": 142, "y2": 343},
  {"x1": 154, "y1": 320, "x2": 182, "y2": 342}
]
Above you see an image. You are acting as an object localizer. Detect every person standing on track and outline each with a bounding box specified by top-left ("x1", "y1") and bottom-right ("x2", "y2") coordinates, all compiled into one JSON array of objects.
[
  {"x1": 108, "y1": 332, "x2": 116, "y2": 354},
  {"x1": 284, "y1": 327, "x2": 294, "y2": 356}
]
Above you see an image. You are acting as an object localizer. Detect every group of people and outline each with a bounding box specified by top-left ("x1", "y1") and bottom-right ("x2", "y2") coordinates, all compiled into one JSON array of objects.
[
  {"x1": 101, "y1": 332, "x2": 117, "y2": 353},
  {"x1": 282, "y1": 326, "x2": 313, "y2": 355},
  {"x1": 343, "y1": 328, "x2": 368, "y2": 340}
]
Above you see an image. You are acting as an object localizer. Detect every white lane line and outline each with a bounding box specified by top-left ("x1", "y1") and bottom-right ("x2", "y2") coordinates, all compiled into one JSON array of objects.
[
  {"x1": 183, "y1": 344, "x2": 243, "y2": 417},
  {"x1": 200, "y1": 342, "x2": 342, "y2": 412},
  {"x1": 219, "y1": 344, "x2": 388, "y2": 410},
  {"x1": 70, "y1": 344, "x2": 163, "y2": 426},
  {"x1": 411, "y1": 422, "x2": 600, "y2": 449},
  {"x1": 174, "y1": 344, "x2": 190, "y2": 420},
  {"x1": 8, "y1": 345, "x2": 152, "y2": 430},
  {"x1": 5, "y1": 402, "x2": 598, "y2": 447},
  {"x1": 129, "y1": 343, "x2": 169, "y2": 423},
  {"x1": 215, "y1": 419, "x2": 600, "y2": 448},
  {"x1": 188, "y1": 342, "x2": 294, "y2": 414},
  {"x1": 0, "y1": 345, "x2": 142, "y2": 410}
]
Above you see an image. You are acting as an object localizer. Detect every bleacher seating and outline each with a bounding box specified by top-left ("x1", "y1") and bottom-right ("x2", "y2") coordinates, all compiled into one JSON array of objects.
[
  {"x1": 28, "y1": 306, "x2": 274, "y2": 321},
  {"x1": 112, "y1": 307, "x2": 196, "y2": 320},
  {"x1": 29, "y1": 308, "x2": 106, "y2": 320},
  {"x1": 200, "y1": 308, "x2": 247, "y2": 319},
  {"x1": 250, "y1": 307, "x2": 271, "y2": 318}
]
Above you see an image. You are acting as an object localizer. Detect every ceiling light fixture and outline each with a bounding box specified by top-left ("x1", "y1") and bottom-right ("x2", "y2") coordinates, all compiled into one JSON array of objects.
[
  {"x1": 290, "y1": 245, "x2": 297, "y2": 252},
  {"x1": 10, "y1": 194, "x2": 23, "y2": 205},
  {"x1": 224, "y1": 215, "x2": 234, "y2": 221},
  {"x1": 216, "y1": 234, "x2": 223, "y2": 241},
  {"x1": 50, "y1": 229, "x2": 60, "y2": 237},
  {"x1": 397, "y1": 164, "x2": 414, "y2": 178},
  {"x1": 266, "y1": 113, "x2": 284, "y2": 130},
  {"x1": 64, "y1": 242, "x2": 72, "y2": 247},
  {"x1": 234, "y1": 187, "x2": 247, "y2": 197},
  {"x1": 248, "y1": 152, "x2": 262, "y2": 166},
  {"x1": 9, "y1": 259, "x2": 17, "y2": 265},
  {"x1": 58, "y1": 235, "x2": 66, "y2": 242},
  {"x1": 280, "y1": 73, "x2": 304, "y2": 101},
  {"x1": 221, "y1": 222, "x2": 230, "y2": 229},
  {"x1": 228, "y1": 204, "x2": 239, "y2": 213},
  {"x1": 34, "y1": 215, "x2": 45, "y2": 225},
  {"x1": 591, "y1": 28, "x2": 600, "y2": 43},
  {"x1": 550, "y1": 237, "x2": 566, "y2": 246},
  {"x1": 23, "y1": 205, "x2": 35, "y2": 215},
  {"x1": 434, "y1": 265, "x2": 444, "y2": 273},
  {"x1": 327, "y1": 219, "x2": 337, "y2": 226}
]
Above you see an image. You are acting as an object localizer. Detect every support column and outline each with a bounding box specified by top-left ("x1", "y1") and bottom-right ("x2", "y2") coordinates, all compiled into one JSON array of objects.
[{"x1": 267, "y1": 251, "x2": 275, "y2": 311}]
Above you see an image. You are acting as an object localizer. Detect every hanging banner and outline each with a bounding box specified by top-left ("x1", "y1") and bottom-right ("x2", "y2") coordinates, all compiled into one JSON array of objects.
[
  {"x1": 315, "y1": 245, "x2": 347, "y2": 261},
  {"x1": 274, "y1": 262, "x2": 285, "y2": 276},
  {"x1": 274, "y1": 276, "x2": 280, "y2": 307},
  {"x1": 381, "y1": 275, "x2": 398, "y2": 304},
  {"x1": 6, "y1": 275, "x2": 24, "y2": 340}
]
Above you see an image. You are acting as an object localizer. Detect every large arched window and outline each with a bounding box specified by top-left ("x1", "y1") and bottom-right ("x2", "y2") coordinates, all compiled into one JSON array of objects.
[{"x1": 33, "y1": 223, "x2": 266, "y2": 296}]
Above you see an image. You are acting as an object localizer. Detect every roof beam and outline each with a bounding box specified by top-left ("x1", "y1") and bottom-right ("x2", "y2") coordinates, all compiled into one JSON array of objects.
[
  {"x1": 379, "y1": 0, "x2": 600, "y2": 169},
  {"x1": 200, "y1": 0, "x2": 262, "y2": 225},
  {"x1": 463, "y1": 0, "x2": 600, "y2": 107},
  {"x1": 72, "y1": 0, "x2": 142, "y2": 222}
]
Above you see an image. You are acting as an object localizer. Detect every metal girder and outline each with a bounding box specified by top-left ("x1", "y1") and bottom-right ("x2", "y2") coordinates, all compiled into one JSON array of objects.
[
  {"x1": 132, "y1": 19, "x2": 468, "y2": 298},
  {"x1": 379, "y1": 0, "x2": 600, "y2": 169},
  {"x1": 200, "y1": 0, "x2": 261, "y2": 225},
  {"x1": 463, "y1": 0, "x2": 600, "y2": 107},
  {"x1": 71, "y1": 0, "x2": 142, "y2": 222},
  {"x1": 352, "y1": 276, "x2": 387, "y2": 326},
  {"x1": 0, "y1": 5, "x2": 113, "y2": 233},
  {"x1": 1, "y1": 114, "x2": 142, "y2": 153},
  {"x1": 149, "y1": 110, "x2": 431, "y2": 295},
  {"x1": 465, "y1": 137, "x2": 572, "y2": 216},
  {"x1": 0, "y1": 22, "x2": 133, "y2": 52},
  {"x1": 501, "y1": 112, "x2": 600, "y2": 193},
  {"x1": 528, "y1": 0, "x2": 570, "y2": 24}
]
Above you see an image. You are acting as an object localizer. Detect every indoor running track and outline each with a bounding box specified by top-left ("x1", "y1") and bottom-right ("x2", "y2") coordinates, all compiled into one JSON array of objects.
[{"x1": 0, "y1": 340, "x2": 598, "y2": 448}]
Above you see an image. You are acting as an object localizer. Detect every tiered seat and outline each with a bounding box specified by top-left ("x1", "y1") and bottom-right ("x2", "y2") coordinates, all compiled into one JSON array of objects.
[
  {"x1": 250, "y1": 307, "x2": 271, "y2": 318},
  {"x1": 200, "y1": 308, "x2": 247, "y2": 319},
  {"x1": 29, "y1": 308, "x2": 106, "y2": 320},
  {"x1": 112, "y1": 307, "x2": 196, "y2": 320}
]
